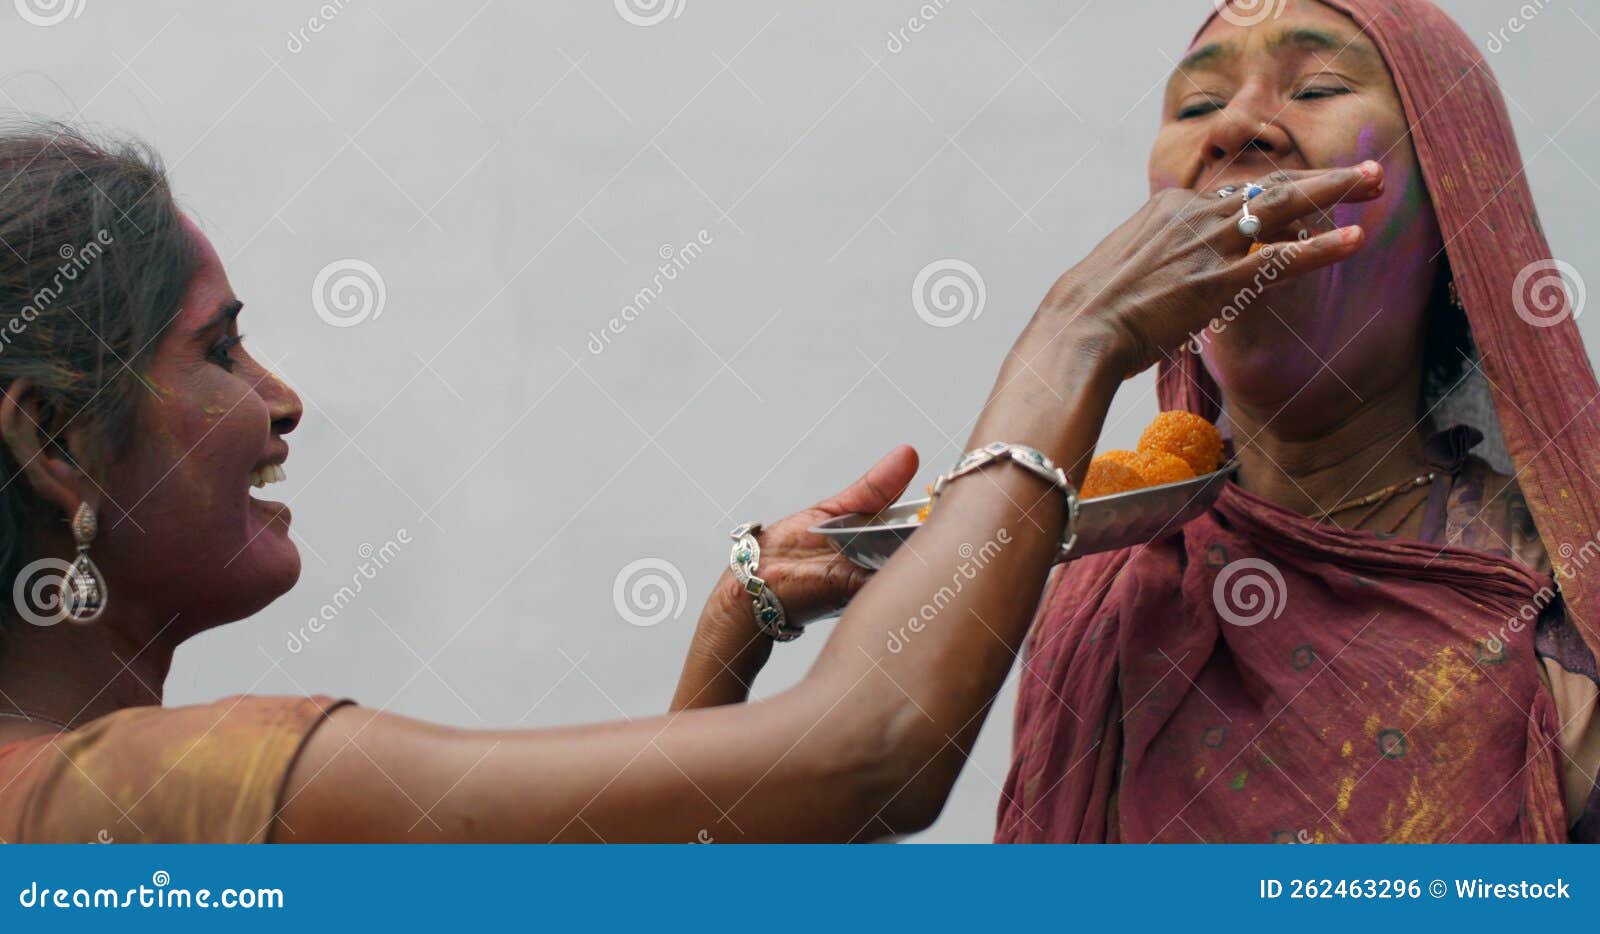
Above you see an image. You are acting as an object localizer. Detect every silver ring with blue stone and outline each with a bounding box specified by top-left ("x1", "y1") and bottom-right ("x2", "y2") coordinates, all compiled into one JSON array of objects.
[{"x1": 728, "y1": 522, "x2": 802, "y2": 641}]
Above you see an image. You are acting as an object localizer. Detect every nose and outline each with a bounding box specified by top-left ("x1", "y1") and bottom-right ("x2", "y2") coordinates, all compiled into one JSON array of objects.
[
  {"x1": 1201, "y1": 86, "x2": 1293, "y2": 165},
  {"x1": 260, "y1": 370, "x2": 303, "y2": 436}
]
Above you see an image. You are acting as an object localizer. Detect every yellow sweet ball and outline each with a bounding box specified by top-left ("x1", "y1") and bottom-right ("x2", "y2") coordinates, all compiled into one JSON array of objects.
[{"x1": 1137, "y1": 410, "x2": 1223, "y2": 476}]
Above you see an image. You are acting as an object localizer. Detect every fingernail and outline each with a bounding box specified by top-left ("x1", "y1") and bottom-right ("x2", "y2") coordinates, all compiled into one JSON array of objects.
[
  {"x1": 1341, "y1": 226, "x2": 1362, "y2": 243},
  {"x1": 1358, "y1": 160, "x2": 1381, "y2": 178}
]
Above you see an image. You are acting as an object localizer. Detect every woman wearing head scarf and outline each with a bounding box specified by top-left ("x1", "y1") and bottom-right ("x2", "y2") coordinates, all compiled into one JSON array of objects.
[{"x1": 999, "y1": 0, "x2": 1597, "y2": 843}]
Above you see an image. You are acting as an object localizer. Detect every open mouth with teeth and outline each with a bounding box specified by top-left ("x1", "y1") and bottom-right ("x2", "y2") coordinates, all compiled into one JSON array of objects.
[{"x1": 250, "y1": 463, "x2": 287, "y2": 489}]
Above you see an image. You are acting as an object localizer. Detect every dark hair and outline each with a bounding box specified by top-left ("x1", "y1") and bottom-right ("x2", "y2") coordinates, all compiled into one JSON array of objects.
[
  {"x1": 1420, "y1": 255, "x2": 1478, "y2": 415},
  {"x1": 0, "y1": 122, "x2": 197, "y2": 627}
]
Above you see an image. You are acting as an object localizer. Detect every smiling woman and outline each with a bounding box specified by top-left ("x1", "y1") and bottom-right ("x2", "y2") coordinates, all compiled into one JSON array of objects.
[
  {"x1": 0, "y1": 126, "x2": 1116, "y2": 843},
  {"x1": 999, "y1": 0, "x2": 1600, "y2": 843}
]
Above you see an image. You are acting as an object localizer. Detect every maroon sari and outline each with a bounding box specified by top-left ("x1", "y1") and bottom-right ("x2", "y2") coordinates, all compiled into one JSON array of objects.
[{"x1": 997, "y1": 0, "x2": 1596, "y2": 843}]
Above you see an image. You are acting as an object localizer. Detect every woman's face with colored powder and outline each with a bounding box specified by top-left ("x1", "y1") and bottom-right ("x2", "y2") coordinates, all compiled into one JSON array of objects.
[
  {"x1": 89, "y1": 216, "x2": 304, "y2": 637},
  {"x1": 1148, "y1": 0, "x2": 1443, "y2": 420}
]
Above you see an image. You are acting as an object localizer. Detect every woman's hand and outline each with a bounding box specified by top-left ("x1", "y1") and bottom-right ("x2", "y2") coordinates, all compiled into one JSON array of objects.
[
  {"x1": 1026, "y1": 163, "x2": 1385, "y2": 379},
  {"x1": 670, "y1": 445, "x2": 919, "y2": 711}
]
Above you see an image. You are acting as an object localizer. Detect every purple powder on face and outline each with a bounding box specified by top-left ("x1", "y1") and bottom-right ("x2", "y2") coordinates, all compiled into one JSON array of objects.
[{"x1": 1356, "y1": 124, "x2": 1379, "y2": 161}]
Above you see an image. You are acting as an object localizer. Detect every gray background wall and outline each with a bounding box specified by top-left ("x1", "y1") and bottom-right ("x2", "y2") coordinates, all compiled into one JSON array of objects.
[{"x1": 4, "y1": 0, "x2": 1593, "y2": 842}]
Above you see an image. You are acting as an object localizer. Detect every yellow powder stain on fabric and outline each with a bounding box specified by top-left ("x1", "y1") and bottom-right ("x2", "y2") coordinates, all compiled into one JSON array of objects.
[
  {"x1": 1396, "y1": 646, "x2": 1481, "y2": 726},
  {"x1": 1341, "y1": 740, "x2": 1353, "y2": 758},
  {"x1": 1386, "y1": 774, "x2": 1447, "y2": 843},
  {"x1": 1336, "y1": 776, "x2": 1356, "y2": 814},
  {"x1": 1194, "y1": 765, "x2": 1207, "y2": 780}
]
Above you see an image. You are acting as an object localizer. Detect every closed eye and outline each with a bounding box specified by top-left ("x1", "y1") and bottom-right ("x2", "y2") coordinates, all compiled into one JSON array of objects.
[
  {"x1": 1177, "y1": 98, "x2": 1224, "y2": 120},
  {"x1": 1294, "y1": 85, "x2": 1351, "y2": 101}
]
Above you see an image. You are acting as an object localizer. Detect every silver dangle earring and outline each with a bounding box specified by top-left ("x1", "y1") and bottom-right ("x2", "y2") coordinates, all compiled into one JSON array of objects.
[{"x1": 61, "y1": 502, "x2": 107, "y2": 623}]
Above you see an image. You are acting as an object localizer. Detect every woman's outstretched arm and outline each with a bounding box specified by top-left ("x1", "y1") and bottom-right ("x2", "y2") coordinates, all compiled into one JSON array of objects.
[
  {"x1": 275, "y1": 165, "x2": 1382, "y2": 842},
  {"x1": 273, "y1": 338, "x2": 1118, "y2": 843}
]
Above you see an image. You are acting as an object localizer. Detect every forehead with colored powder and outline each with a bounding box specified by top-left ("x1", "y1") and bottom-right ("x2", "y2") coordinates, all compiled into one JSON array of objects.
[{"x1": 173, "y1": 215, "x2": 238, "y2": 333}]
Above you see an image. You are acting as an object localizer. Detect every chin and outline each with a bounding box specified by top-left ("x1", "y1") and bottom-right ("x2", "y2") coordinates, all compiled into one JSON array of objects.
[{"x1": 213, "y1": 540, "x2": 302, "y2": 623}]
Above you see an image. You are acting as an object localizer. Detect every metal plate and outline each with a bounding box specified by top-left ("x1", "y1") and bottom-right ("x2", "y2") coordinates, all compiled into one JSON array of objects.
[{"x1": 810, "y1": 462, "x2": 1238, "y2": 570}]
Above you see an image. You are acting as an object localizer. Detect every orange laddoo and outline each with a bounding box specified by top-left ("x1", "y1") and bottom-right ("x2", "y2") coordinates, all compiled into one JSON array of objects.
[
  {"x1": 1080, "y1": 451, "x2": 1147, "y2": 499},
  {"x1": 1137, "y1": 410, "x2": 1223, "y2": 476},
  {"x1": 1081, "y1": 448, "x2": 1195, "y2": 499},
  {"x1": 1129, "y1": 449, "x2": 1196, "y2": 486}
]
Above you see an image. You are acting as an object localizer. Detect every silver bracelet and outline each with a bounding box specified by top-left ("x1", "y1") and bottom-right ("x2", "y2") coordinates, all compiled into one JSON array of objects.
[
  {"x1": 728, "y1": 522, "x2": 803, "y2": 642},
  {"x1": 929, "y1": 442, "x2": 1081, "y2": 557}
]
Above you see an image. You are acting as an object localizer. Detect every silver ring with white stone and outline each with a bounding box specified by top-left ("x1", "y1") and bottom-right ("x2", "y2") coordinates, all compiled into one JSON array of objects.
[{"x1": 1235, "y1": 182, "x2": 1266, "y2": 240}]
